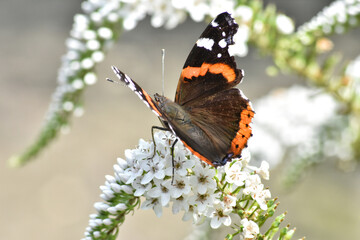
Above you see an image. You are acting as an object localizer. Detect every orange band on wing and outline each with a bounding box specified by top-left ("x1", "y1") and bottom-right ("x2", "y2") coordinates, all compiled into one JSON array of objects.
[
  {"x1": 230, "y1": 105, "x2": 254, "y2": 156},
  {"x1": 180, "y1": 140, "x2": 215, "y2": 167},
  {"x1": 181, "y1": 63, "x2": 236, "y2": 83},
  {"x1": 142, "y1": 90, "x2": 162, "y2": 117}
]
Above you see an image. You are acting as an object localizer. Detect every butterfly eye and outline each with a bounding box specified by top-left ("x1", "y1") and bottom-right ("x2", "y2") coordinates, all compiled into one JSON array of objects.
[{"x1": 154, "y1": 94, "x2": 160, "y2": 102}]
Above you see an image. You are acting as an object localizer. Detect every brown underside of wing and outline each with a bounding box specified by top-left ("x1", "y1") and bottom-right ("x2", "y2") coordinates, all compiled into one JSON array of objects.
[{"x1": 180, "y1": 88, "x2": 253, "y2": 165}]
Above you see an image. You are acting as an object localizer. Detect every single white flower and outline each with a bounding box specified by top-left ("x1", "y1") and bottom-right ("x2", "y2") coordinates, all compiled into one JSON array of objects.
[
  {"x1": 83, "y1": 72, "x2": 97, "y2": 85},
  {"x1": 276, "y1": 14, "x2": 295, "y2": 34},
  {"x1": 182, "y1": 204, "x2": 196, "y2": 221},
  {"x1": 254, "y1": 188, "x2": 271, "y2": 210},
  {"x1": 207, "y1": 202, "x2": 232, "y2": 229},
  {"x1": 141, "y1": 197, "x2": 163, "y2": 217},
  {"x1": 165, "y1": 148, "x2": 195, "y2": 176},
  {"x1": 240, "y1": 148, "x2": 251, "y2": 167},
  {"x1": 136, "y1": 138, "x2": 154, "y2": 159},
  {"x1": 81, "y1": 58, "x2": 95, "y2": 69},
  {"x1": 188, "y1": 189, "x2": 218, "y2": 213},
  {"x1": 72, "y1": 79, "x2": 84, "y2": 90},
  {"x1": 140, "y1": 155, "x2": 165, "y2": 184},
  {"x1": 172, "y1": 195, "x2": 190, "y2": 214},
  {"x1": 190, "y1": 165, "x2": 216, "y2": 194},
  {"x1": 123, "y1": 157, "x2": 143, "y2": 184},
  {"x1": 63, "y1": 101, "x2": 74, "y2": 112},
  {"x1": 98, "y1": 27, "x2": 113, "y2": 39},
  {"x1": 247, "y1": 161, "x2": 270, "y2": 180},
  {"x1": 109, "y1": 182, "x2": 122, "y2": 193},
  {"x1": 91, "y1": 51, "x2": 105, "y2": 62},
  {"x1": 83, "y1": 29, "x2": 96, "y2": 39},
  {"x1": 243, "y1": 174, "x2": 262, "y2": 195},
  {"x1": 102, "y1": 218, "x2": 112, "y2": 226},
  {"x1": 131, "y1": 177, "x2": 151, "y2": 196},
  {"x1": 170, "y1": 175, "x2": 192, "y2": 198},
  {"x1": 241, "y1": 218, "x2": 259, "y2": 239},
  {"x1": 225, "y1": 160, "x2": 248, "y2": 186},
  {"x1": 222, "y1": 194, "x2": 237, "y2": 210},
  {"x1": 234, "y1": 5, "x2": 253, "y2": 22},
  {"x1": 147, "y1": 179, "x2": 172, "y2": 206},
  {"x1": 94, "y1": 202, "x2": 109, "y2": 212},
  {"x1": 154, "y1": 130, "x2": 176, "y2": 148}
]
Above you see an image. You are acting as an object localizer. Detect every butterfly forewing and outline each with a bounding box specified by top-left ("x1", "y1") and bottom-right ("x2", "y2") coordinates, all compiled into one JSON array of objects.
[{"x1": 175, "y1": 12, "x2": 244, "y2": 106}]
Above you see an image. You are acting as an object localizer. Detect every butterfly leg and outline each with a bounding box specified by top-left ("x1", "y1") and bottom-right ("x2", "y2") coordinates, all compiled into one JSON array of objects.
[
  {"x1": 149, "y1": 125, "x2": 178, "y2": 184},
  {"x1": 170, "y1": 138, "x2": 179, "y2": 185},
  {"x1": 149, "y1": 126, "x2": 170, "y2": 160}
]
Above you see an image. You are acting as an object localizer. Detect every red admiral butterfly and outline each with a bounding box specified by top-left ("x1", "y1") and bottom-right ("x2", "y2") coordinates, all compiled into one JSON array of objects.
[{"x1": 108, "y1": 12, "x2": 254, "y2": 167}]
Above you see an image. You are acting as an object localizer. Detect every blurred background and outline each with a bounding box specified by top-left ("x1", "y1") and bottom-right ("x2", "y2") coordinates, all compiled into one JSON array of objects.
[{"x1": 1, "y1": 0, "x2": 360, "y2": 239}]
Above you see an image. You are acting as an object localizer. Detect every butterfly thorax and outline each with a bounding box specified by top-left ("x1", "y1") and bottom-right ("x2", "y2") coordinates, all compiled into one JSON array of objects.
[{"x1": 154, "y1": 94, "x2": 190, "y2": 126}]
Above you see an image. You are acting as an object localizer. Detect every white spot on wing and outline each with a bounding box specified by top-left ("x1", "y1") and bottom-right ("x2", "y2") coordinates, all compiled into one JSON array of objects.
[
  {"x1": 135, "y1": 91, "x2": 143, "y2": 99},
  {"x1": 143, "y1": 101, "x2": 150, "y2": 108},
  {"x1": 222, "y1": 31, "x2": 226, "y2": 37},
  {"x1": 196, "y1": 38, "x2": 214, "y2": 50},
  {"x1": 128, "y1": 81, "x2": 136, "y2": 91},
  {"x1": 217, "y1": 53, "x2": 222, "y2": 58},
  {"x1": 123, "y1": 74, "x2": 132, "y2": 84},
  {"x1": 211, "y1": 19, "x2": 219, "y2": 27},
  {"x1": 218, "y1": 39, "x2": 227, "y2": 48},
  {"x1": 152, "y1": 109, "x2": 160, "y2": 116}
]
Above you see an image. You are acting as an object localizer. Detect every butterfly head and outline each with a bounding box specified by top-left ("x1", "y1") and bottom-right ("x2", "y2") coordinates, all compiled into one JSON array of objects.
[
  {"x1": 154, "y1": 93, "x2": 190, "y2": 125},
  {"x1": 154, "y1": 93, "x2": 179, "y2": 115},
  {"x1": 154, "y1": 93, "x2": 169, "y2": 109}
]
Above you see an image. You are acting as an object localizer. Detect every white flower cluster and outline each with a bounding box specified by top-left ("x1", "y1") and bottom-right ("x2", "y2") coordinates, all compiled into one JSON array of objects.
[
  {"x1": 248, "y1": 85, "x2": 347, "y2": 167},
  {"x1": 117, "y1": 0, "x2": 254, "y2": 57},
  {"x1": 84, "y1": 131, "x2": 270, "y2": 239},
  {"x1": 297, "y1": 0, "x2": 360, "y2": 41}
]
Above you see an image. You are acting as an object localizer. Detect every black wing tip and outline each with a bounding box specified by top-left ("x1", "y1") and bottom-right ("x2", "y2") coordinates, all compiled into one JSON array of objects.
[
  {"x1": 111, "y1": 65, "x2": 120, "y2": 74},
  {"x1": 108, "y1": 65, "x2": 128, "y2": 84},
  {"x1": 110, "y1": 65, "x2": 127, "y2": 80},
  {"x1": 210, "y1": 12, "x2": 238, "y2": 46},
  {"x1": 215, "y1": 12, "x2": 238, "y2": 28}
]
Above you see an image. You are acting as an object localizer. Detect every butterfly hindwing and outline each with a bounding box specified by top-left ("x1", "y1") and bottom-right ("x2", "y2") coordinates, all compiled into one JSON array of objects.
[{"x1": 169, "y1": 88, "x2": 253, "y2": 166}]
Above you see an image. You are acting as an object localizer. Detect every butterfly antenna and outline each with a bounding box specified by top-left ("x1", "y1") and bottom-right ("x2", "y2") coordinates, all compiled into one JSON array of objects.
[
  {"x1": 106, "y1": 66, "x2": 125, "y2": 85},
  {"x1": 106, "y1": 77, "x2": 124, "y2": 86},
  {"x1": 106, "y1": 78, "x2": 116, "y2": 83},
  {"x1": 161, "y1": 49, "x2": 165, "y2": 96}
]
